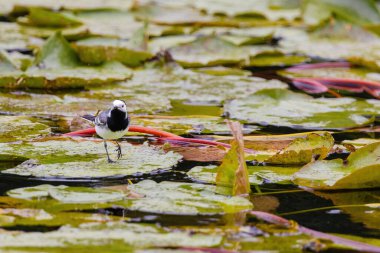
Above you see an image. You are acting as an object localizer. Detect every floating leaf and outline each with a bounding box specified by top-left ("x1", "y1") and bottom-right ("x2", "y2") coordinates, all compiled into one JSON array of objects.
[
  {"x1": 293, "y1": 142, "x2": 380, "y2": 190},
  {"x1": 7, "y1": 181, "x2": 253, "y2": 215},
  {"x1": 73, "y1": 25, "x2": 152, "y2": 67},
  {"x1": 301, "y1": 0, "x2": 380, "y2": 27},
  {"x1": 0, "y1": 22, "x2": 42, "y2": 50},
  {"x1": 168, "y1": 36, "x2": 248, "y2": 67},
  {"x1": 0, "y1": 116, "x2": 50, "y2": 142},
  {"x1": 188, "y1": 165, "x2": 299, "y2": 185},
  {"x1": 224, "y1": 88, "x2": 380, "y2": 129},
  {"x1": 19, "y1": 7, "x2": 83, "y2": 27},
  {"x1": 0, "y1": 33, "x2": 132, "y2": 89},
  {"x1": 127, "y1": 180, "x2": 253, "y2": 214},
  {"x1": 193, "y1": 0, "x2": 300, "y2": 21},
  {"x1": 0, "y1": 222, "x2": 222, "y2": 250},
  {"x1": 133, "y1": 115, "x2": 258, "y2": 135},
  {"x1": 0, "y1": 137, "x2": 182, "y2": 178}
]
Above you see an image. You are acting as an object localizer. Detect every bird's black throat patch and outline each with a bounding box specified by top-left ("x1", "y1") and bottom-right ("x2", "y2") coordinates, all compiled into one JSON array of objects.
[{"x1": 107, "y1": 109, "x2": 129, "y2": 132}]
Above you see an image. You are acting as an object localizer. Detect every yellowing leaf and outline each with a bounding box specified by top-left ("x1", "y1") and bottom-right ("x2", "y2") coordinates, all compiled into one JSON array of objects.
[{"x1": 216, "y1": 121, "x2": 251, "y2": 196}]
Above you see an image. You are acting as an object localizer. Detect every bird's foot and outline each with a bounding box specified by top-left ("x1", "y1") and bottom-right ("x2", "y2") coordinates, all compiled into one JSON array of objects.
[{"x1": 107, "y1": 158, "x2": 116, "y2": 163}]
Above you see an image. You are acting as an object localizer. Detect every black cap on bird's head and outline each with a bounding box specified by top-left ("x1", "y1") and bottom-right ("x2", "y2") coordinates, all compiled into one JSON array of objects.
[{"x1": 112, "y1": 100, "x2": 127, "y2": 113}]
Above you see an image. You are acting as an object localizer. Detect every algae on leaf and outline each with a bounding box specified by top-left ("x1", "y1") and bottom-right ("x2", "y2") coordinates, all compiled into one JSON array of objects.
[
  {"x1": 0, "y1": 116, "x2": 50, "y2": 142},
  {"x1": 0, "y1": 137, "x2": 182, "y2": 178},
  {"x1": 225, "y1": 88, "x2": 380, "y2": 129},
  {"x1": 293, "y1": 142, "x2": 380, "y2": 190},
  {"x1": 73, "y1": 24, "x2": 152, "y2": 67}
]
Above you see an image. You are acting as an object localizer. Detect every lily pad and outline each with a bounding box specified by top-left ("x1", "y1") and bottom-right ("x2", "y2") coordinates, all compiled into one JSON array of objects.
[
  {"x1": 188, "y1": 165, "x2": 299, "y2": 185},
  {"x1": 0, "y1": 33, "x2": 132, "y2": 89},
  {"x1": 19, "y1": 7, "x2": 83, "y2": 27},
  {"x1": 0, "y1": 116, "x2": 50, "y2": 142},
  {"x1": 0, "y1": 222, "x2": 222, "y2": 250},
  {"x1": 73, "y1": 36, "x2": 152, "y2": 67},
  {"x1": 0, "y1": 137, "x2": 182, "y2": 178},
  {"x1": 133, "y1": 115, "x2": 258, "y2": 135},
  {"x1": 0, "y1": 208, "x2": 127, "y2": 227},
  {"x1": 7, "y1": 180, "x2": 253, "y2": 215},
  {"x1": 293, "y1": 142, "x2": 380, "y2": 190},
  {"x1": 0, "y1": 22, "x2": 42, "y2": 50},
  {"x1": 167, "y1": 36, "x2": 248, "y2": 67},
  {"x1": 224, "y1": 88, "x2": 380, "y2": 129},
  {"x1": 193, "y1": 0, "x2": 300, "y2": 21},
  {"x1": 127, "y1": 180, "x2": 253, "y2": 215},
  {"x1": 301, "y1": 0, "x2": 380, "y2": 27}
]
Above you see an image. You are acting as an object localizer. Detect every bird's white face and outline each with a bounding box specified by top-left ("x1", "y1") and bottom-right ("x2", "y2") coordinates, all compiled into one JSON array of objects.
[{"x1": 112, "y1": 100, "x2": 127, "y2": 113}]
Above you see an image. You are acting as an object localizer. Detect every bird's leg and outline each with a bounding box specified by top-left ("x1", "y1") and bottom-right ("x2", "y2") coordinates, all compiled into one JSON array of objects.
[
  {"x1": 114, "y1": 141, "x2": 122, "y2": 160},
  {"x1": 104, "y1": 140, "x2": 115, "y2": 163}
]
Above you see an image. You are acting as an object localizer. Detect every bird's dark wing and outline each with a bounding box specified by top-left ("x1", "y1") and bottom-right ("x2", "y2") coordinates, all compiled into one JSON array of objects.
[
  {"x1": 94, "y1": 110, "x2": 109, "y2": 126},
  {"x1": 81, "y1": 114, "x2": 96, "y2": 123}
]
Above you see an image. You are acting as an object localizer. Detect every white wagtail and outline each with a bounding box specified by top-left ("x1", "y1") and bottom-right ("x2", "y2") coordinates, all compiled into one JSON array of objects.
[{"x1": 82, "y1": 100, "x2": 130, "y2": 163}]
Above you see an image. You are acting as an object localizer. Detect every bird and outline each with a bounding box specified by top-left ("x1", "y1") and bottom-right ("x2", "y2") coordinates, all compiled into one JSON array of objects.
[{"x1": 82, "y1": 100, "x2": 130, "y2": 163}]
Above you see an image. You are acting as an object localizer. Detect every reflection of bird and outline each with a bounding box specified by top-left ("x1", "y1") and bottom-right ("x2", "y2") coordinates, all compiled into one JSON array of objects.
[{"x1": 82, "y1": 100, "x2": 130, "y2": 163}]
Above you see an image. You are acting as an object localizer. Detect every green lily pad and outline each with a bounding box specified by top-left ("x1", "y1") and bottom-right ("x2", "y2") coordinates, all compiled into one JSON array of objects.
[
  {"x1": 6, "y1": 0, "x2": 132, "y2": 14},
  {"x1": 281, "y1": 65, "x2": 380, "y2": 82},
  {"x1": 0, "y1": 33, "x2": 132, "y2": 89},
  {"x1": 0, "y1": 116, "x2": 50, "y2": 142},
  {"x1": 19, "y1": 7, "x2": 83, "y2": 27},
  {"x1": 127, "y1": 180, "x2": 253, "y2": 215},
  {"x1": 248, "y1": 52, "x2": 309, "y2": 67},
  {"x1": 301, "y1": 0, "x2": 380, "y2": 27},
  {"x1": 293, "y1": 142, "x2": 380, "y2": 190},
  {"x1": 168, "y1": 36, "x2": 248, "y2": 67},
  {"x1": 0, "y1": 137, "x2": 182, "y2": 178},
  {"x1": 342, "y1": 138, "x2": 380, "y2": 148},
  {"x1": 278, "y1": 23, "x2": 380, "y2": 61},
  {"x1": 75, "y1": 10, "x2": 187, "y2": 39},
  {"x1": 73, "y1": 37, "x2": 152, "y2": 67},
  {"x1": 0, "y1": 222, "x2": 222, "y2": 250},
  {"x1": 224, "y1": 88, "x2": 380, "y2": 129},
  {"x1": 194, "y1": 27, "x2": 275, "y2": 45},
  {"x1": 188, "y1": 165, "x2": 299, "y2": 185},
  {"x1": 0, "y1": 22, "x2": 42, "y2": 50},
  {"x1": 7, "y1": 180, "x2": 253, "y2": 215},
  {"x1": 193, "y1": 0, "x2": 300, "y2": 21},
  {"x1": 0, "y1": 60, "x2": 286, "y2": 116},
  {"x1": 133, "y1": 115, "x2": 258, "y2": 135},
  {"x1": 0, "y1": 208, "x2": 127, "y2": 227}
]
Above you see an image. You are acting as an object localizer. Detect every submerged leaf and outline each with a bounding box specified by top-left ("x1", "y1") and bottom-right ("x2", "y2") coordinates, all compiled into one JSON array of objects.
[{"x1": 293, "y1": 142, "x2": 380, "y2": 190}]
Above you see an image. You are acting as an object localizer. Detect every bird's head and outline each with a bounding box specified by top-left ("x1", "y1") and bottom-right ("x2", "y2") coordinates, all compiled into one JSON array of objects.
[{"x1": 112, "y1": 100, "x2": 127, "y2": 113}]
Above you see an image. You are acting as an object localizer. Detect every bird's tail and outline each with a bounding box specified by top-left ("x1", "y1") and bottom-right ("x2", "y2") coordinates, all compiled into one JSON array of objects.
[{"x1": 81, "y1": 114, "x2": 96, "y2": 123}]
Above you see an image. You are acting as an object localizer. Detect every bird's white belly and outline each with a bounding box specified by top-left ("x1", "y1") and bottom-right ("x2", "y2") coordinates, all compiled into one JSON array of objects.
[{"x1": 95, "y1": 125, "x2": 128, "y2": 140}]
